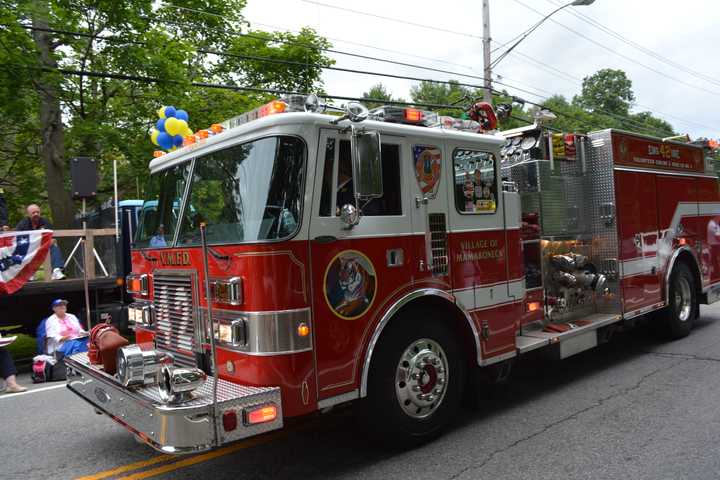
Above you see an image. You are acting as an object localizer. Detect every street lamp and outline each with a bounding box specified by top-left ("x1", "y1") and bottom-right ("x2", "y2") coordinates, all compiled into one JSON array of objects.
[{"x1": 482, "y1": 0, "x2": 596, "y2": 101}]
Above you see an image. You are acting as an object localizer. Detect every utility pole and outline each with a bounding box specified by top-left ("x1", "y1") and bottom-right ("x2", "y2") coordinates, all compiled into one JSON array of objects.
[{"x1": 482, "y1": 0, "x2": 492, "y2": 103}]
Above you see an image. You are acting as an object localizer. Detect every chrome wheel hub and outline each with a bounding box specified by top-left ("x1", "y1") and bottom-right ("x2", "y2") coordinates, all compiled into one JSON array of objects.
[
  {"x1": 395, "y1": 338, "x2": 448, "y2": 419},
  {"x1": 675, "y1": 276, "x2": 692, "y2": 322}
]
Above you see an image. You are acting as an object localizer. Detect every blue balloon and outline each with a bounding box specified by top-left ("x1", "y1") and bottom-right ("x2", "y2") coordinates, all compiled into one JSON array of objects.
[
  {"x1": 157, "y1": 132, "x2": 173, "y2": 150},
  {"x1": 164, "y1": 106, "x2": 177, "y2": 118},
  {"x1": 173, "y1": 134, "x2": 184, "y2": 147},
  {"x1": 155, "y1": 118, "x2": 166, "y2": 132},
  {"x1": 175, "y1": 109, "x2": 189, "y2": 122}
]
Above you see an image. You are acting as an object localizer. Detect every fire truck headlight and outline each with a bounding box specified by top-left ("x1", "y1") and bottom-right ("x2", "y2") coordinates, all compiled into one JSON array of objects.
[
  {"x1": 215, "y1": 319, "x2": 247, "y2": 347},
  {"x1": 126, "y1": 273, "x2": 148, "y2": 295},
  {"x1": 210, "y1": 277, "x2": 243, "y2": 306},
  {"x1": 117, "y1": 345, "x2": 171, "y2": 388},
  {"x1": 157, "y1": 365, "x2": 207, "y2": 404},
  {"x1": 128, "y1": 303, "x2": 154, "y2": 328}
]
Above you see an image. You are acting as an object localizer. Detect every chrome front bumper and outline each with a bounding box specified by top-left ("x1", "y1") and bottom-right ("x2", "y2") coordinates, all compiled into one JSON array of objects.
[{"x1": 65, "y1": 352, "x2": 283, "y2": 454}]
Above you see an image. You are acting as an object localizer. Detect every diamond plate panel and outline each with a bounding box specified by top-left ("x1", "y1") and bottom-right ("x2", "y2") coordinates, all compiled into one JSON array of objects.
[
  {"x1": 67, "y1": 351, "x2": 283, "y2": 448},
  {"x1": 584, "y1": 130, "x2": 621, "y2": 313}
]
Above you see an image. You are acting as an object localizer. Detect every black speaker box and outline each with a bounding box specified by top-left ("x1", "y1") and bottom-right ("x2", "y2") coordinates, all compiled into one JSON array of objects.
[{"x1": 70, "y1": 156, "x2": 98, "y2": 199}]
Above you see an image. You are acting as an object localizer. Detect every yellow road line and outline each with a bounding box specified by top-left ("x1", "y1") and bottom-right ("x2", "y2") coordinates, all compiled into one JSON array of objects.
[
  {"x1": 116, "y1": 432, "x2": 284, "y2": 480},
  {"x1": 74, "y1": 454, "x2": 174, "y2": 480}
]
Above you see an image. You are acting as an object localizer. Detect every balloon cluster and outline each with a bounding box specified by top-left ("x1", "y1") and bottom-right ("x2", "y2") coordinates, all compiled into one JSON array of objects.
[{"x1": 151, "y1": 106, "x2": 193, "y2": 151}]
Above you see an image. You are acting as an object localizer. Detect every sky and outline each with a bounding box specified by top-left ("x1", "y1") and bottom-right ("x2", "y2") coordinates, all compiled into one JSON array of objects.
[{"x1": 242, "y1": 0, "x2": 720, "y2": 140}]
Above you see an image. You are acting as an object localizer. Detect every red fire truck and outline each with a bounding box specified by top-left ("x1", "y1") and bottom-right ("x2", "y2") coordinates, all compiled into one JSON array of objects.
[{"x1": 65, "y1": 96, "x2": 720, "y2": 453}]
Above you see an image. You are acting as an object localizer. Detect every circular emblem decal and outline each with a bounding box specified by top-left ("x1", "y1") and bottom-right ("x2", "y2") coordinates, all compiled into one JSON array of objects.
[{"x1": 324, "y1": 250, "x2": 377, "y2": 320}]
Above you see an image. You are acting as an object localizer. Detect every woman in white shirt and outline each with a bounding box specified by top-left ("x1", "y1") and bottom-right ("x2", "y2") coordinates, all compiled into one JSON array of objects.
[{"x1": 45, "y1": 299, "x2": 88, "y2": 356}]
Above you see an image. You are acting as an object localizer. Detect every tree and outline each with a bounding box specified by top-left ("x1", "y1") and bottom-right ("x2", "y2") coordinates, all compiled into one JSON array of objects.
[
  {"x1": 574, "y1": 68, "x2": 635, "y2": 116},
  {"x1": 361, "y1": 83, "x2": 403, "y2": 109},
  {"x1": 410, "y1": 80, "x2": 472, "y2": 116},
  {"x1": 0, "y1": 1, "x2": 333, "y2": 227}
]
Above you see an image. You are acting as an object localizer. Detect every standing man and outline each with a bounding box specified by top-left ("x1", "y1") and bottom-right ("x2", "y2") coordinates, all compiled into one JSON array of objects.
[
  {"x1": 0, "y1": 188, "x2": 8, "y2": 231},
  {"x1": 15, "y1": 204, "x2": 66, "y2": 280}
]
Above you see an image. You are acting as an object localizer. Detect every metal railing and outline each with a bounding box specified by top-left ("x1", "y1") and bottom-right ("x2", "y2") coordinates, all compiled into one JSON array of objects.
[{"x1": 38, "y1": 228, "x2": 118, "y2": 281}]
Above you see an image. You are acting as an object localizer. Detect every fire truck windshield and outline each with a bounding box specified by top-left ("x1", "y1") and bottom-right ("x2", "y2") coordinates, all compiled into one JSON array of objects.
[
  {"x1": 176, "y1": 135, "x2": 305, "y2": 246},
  {"x1": 135, "y1": 161, "x2": 192, "y2": 248}
]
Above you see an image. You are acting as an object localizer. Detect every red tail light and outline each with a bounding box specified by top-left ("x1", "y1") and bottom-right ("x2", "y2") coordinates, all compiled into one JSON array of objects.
[{"x1": 222, "y1": 410, "x2": 238, "y2": 432}]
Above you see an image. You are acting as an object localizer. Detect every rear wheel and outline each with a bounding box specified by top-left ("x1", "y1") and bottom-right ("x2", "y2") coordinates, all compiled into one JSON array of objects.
[
  {"x1": 659, "y1": 261, "x2": 697, "y2": 339},
  {"x1": 361, "y1": 310, "x2": 465, "y2": 445}
]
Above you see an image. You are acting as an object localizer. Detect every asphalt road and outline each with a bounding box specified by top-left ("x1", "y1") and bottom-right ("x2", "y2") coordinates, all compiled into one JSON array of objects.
[{"x1": 4, "y1": 305, "x2": 720, "y2": 480}]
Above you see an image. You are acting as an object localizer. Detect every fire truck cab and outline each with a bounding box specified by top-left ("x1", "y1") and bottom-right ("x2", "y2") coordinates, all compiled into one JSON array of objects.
[{"x1": 65, "y1": 96, "x2": 720, "y2": 453}]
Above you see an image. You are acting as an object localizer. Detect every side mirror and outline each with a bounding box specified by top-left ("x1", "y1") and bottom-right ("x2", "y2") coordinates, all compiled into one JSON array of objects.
[{"x1": 351, "y1": 127, "x2": 383, "y2": 198}]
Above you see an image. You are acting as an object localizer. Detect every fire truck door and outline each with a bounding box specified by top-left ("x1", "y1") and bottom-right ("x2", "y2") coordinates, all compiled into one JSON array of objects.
[
  {"x1": 444, "y1": 142, "x2": 519, "y2": 360},
  {"x1": 615, "y1": 170, "x2": 663, "y2": 313},
  {"x1": 309, "y1": 129, "x2": 413, "y2": 399},
  {"x1": 406, "y1": 139, "x2": 451, "y2": 284}
]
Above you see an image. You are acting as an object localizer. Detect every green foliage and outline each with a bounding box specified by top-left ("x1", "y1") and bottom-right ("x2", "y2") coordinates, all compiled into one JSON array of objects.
[
  {"x1": 574, "y1": 68, "x2": 635, "y2": 116},
  {"x1": 361, "y1": 83, "x2": 404, "y2": 109},
  {"x1": 6, "y1": 333, "x2": 36, "y2": 361},
  {"x1": 410, "y1": 80, "x2": 472, "y2": 116},
  {"x1": 0, "y1": 0, "x2": 332, "y2": 227}
]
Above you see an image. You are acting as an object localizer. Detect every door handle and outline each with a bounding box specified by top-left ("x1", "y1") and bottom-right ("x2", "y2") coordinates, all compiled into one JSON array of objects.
[{"x1": 313, "y1": 235, "x2": 337, "y2": 244}]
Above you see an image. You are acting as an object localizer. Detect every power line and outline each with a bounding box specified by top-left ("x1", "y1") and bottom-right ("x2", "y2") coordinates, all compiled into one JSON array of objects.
[
  {"x1": 242, "y1": 7, "x2": 703, "y2": 134},
  {"x1": 158, "y1": 5, "x2": 718, "y2": 134},
  {"x1": 544, "y1": 0, "x2": 720, "y2": 89},
  {"x1": 16, "y1": 25, "x2": 549, "y2": 107},
  {"x1": 299, "y1": 0, "x2": 483, "y2": 41},
  {"x1": 8, "y1": 61, "x2": 659, "y2": 136},
  {"x1": 508, "y1": 0, "x2": 720, "y2": 98},
  {"x1": 8, "y1": 25, "x2": 694, "y2": 136},
  {"x1": 491, "y1": 42, "x2": 720, "y2": 133},
  {"x1": 0, "y1": 62, "x2": 490, "y2": 113}
]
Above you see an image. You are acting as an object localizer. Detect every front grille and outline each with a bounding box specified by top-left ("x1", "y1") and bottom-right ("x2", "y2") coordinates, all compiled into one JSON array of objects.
[{"x1": 153, "y1": 272, "x2": 198, "y2": 367}]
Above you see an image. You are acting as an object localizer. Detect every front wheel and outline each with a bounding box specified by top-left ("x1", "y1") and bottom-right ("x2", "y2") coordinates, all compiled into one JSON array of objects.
[
  {"x1": 659, "y1": 262, "x2": 697, "y2": 339},
  {"x1": 361, "y1": 311, "x2": 465, "y2": 445}
]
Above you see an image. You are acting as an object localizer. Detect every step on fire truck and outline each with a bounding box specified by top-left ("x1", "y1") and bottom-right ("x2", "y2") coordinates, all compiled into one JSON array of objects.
[{"x1": 65, "y1": 95, "x2": 720, "y2": 453}]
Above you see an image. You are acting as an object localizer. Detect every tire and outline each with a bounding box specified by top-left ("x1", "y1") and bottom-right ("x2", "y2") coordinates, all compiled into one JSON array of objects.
[
  {"x1": 659, "y1": 261, "x2": 697, "y2": 339},
  {"x1": 360, "y1": 309, "x2": 466, "y2": 445}
]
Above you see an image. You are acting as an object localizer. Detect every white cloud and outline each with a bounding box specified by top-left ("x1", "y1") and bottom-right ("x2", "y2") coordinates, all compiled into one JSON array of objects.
[{"x1": 243, "y1": 0, "x2": 720, "y2": 138}]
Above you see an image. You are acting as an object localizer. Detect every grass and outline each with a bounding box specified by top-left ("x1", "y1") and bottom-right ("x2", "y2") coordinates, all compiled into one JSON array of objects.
[{"x1": 5, "y1": 334, "x2": 37, "y2": 362}]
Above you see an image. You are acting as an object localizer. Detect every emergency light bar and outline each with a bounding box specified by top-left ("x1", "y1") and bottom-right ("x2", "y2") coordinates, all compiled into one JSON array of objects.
[{"x1": 369, "y1": 106, "x2": 438, "y2": 127}]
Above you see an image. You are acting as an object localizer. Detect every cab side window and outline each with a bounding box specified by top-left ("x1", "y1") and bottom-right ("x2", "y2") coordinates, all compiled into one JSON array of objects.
[
  {"x1": 453, "y1": 149, "x2": 498, "y2": 214},
  {"x1": 320, "y1": 139, "x2": 402, "y2": 217}
]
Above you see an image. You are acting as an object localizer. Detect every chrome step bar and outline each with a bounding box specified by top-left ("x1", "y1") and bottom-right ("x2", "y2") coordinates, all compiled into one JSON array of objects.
[{"x1": 66, "y1": 352, "x2": 283, "y2": 454}]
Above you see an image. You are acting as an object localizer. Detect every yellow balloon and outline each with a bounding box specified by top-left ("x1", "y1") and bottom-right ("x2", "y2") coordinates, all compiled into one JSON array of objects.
[
  {"x1": 184, "y1": 127, "x2": 194, "y2": 137},
  {"x1": 165, "y1": 117, "x2": 181, "y2": 136},
  {"x1": 175, "y1": 119, "x2": 188, "y2": 133},
  {"x1": 150, "y1": 129, "x2": 159, "y2": 146},
  {"x1": 157, "y1": 106, "x2": 166, "y2": 119}
]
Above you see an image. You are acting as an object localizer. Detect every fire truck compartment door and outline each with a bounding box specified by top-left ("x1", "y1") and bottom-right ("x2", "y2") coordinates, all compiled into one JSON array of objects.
[
  {"x1": 443, "y1": 141, "x2": 517, "y2": 305},
  {"x1": 444, "y1": 140, "x2": 520, "y2": 361},
  {"x1": 615, "y1": 170, "x2": 663, "y2": 313},
  {"x1": 309, "y1": 129, "x2": 414, "y2": 398}
]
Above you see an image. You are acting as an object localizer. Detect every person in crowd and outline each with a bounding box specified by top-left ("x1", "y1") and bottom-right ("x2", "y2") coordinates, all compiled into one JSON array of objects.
[
  {"x1": 45, "y1": 299, "x2": 88, "y2": 357},
  {"x1": 15, "y1": 204, "x2": 66, "y2": 279},
  {"x1": 0, "y1": 347, "x2": 27, "y2": 393},
  {"x1": 0, "y1": 188, "x2": 8, "y2": 231},
  {"x1": 150, "y1": 224, "x2": 167, "y2": 247}
]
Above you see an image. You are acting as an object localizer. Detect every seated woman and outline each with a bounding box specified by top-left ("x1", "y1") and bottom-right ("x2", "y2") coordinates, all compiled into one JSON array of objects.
[
  {"x1": 0, "y1": 348, "x2": 27, "y2": 393},
  {"x1": 45, "y1": 299, "x2": 88, "y2": 357}
]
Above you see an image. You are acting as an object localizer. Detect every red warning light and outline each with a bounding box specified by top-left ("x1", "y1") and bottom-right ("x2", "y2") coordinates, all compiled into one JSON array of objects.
[{"x1": 404, "y1": 108, "x2": 423, "y2": 123}]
